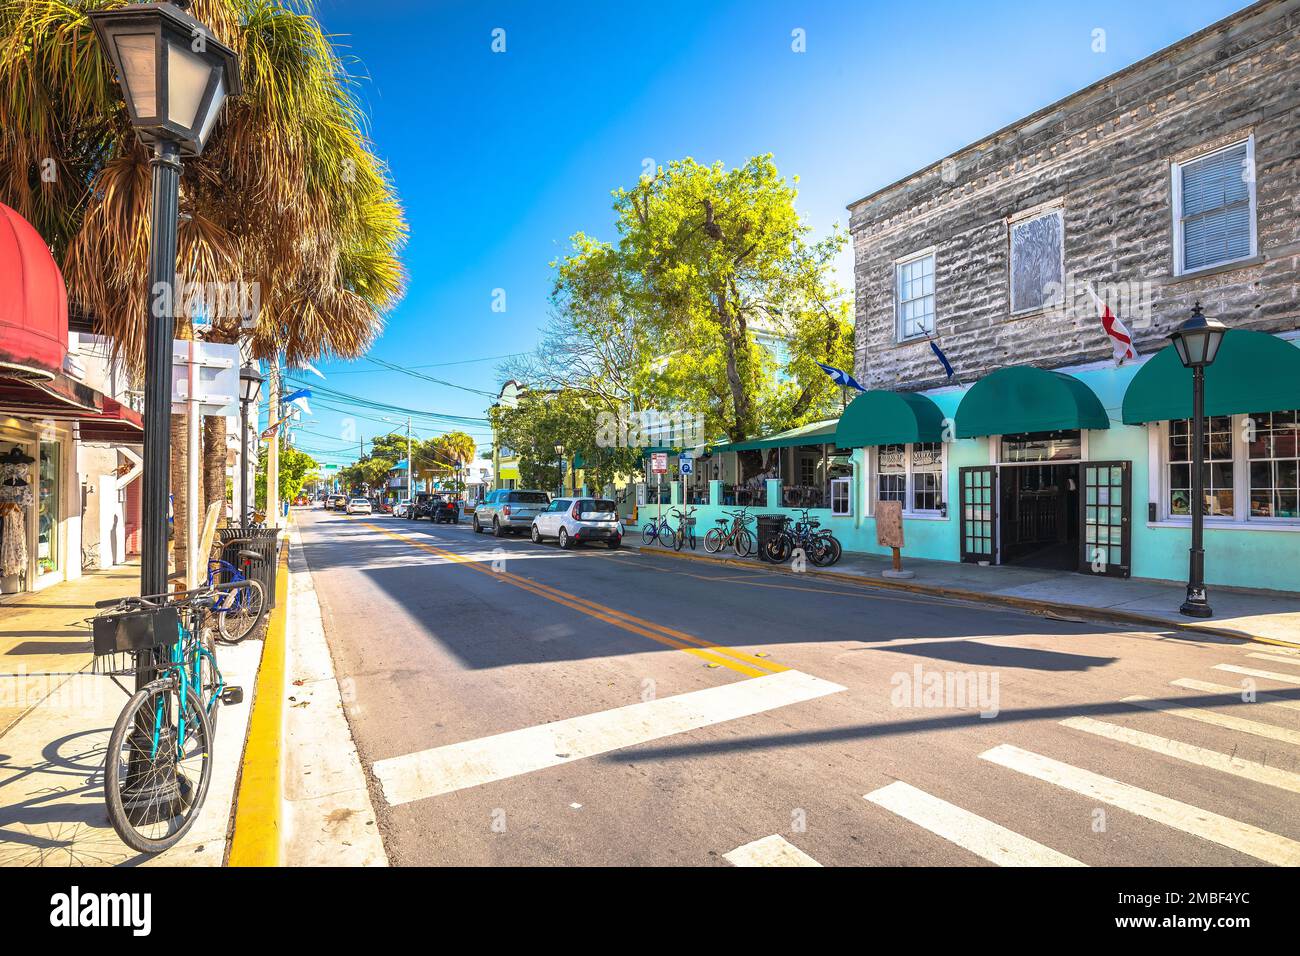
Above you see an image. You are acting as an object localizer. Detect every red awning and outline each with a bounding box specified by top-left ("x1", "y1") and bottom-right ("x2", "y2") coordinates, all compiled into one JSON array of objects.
[
  {"x1": 80, "y1": 397, "x2": 145, "y2": 444},
  {"x1": 0, "y1": 203, "x2": 68, "y2": 380}
]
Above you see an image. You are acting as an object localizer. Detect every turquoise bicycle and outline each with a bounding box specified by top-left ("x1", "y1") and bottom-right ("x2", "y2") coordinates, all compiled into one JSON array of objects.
[{"x1": 93, "y1": 584, "x2": 246, "y2": 854}]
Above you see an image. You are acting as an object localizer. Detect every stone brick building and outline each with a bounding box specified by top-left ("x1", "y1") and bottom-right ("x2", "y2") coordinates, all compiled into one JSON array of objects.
[
  {"x1": 849, "y1": 0, "x2": 1299, "y2": 393},
  {"x1": 825, "y1": 0, "x2": 1300, "y2": 593}
]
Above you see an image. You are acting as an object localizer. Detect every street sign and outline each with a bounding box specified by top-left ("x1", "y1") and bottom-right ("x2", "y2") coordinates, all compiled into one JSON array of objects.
[
  {"x1": 650, "y1": 452, "x2": 668, "y2": 474},
  {"x1": 171, "y1": 340, "x2": 239, "y2": 416},
  {"x1": 678, "y1": 454, "x2": 693, "y2": 475}
]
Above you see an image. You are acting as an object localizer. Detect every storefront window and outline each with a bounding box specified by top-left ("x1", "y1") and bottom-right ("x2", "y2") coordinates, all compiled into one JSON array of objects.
[
  {"x1": 875, "y1": 442, "x2": 944, "y2": 515},
  {"x1": 1000, "y1": 430, "x2": 1081, "y2": 463},
  {"x1": 1168, "y1": 416, "x2": 1234, "y2": 516},
  {"x1": 912, "y1": 443, "x2": 943, "y2": 511},
  {"x1": 877, "y1": 444, "x2": 906, "y2": 503},
  {"x1": 1247, "y1": 410, "x2": 1299, "y2": 519},
  {"x1": 38, "y1": 441, "x2": 59, "y2": 575}
]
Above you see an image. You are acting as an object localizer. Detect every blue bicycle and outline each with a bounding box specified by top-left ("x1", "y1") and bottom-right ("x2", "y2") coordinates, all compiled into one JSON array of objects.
[
  {"x1": 207, "y1": 543, "x2": 267, "y2": 643},
  {"x1": 94, "y1": 584, "x2": 246, "y2": 854},
  {"x1": 641, "y1": 510, "x2": 675, "y2": 547}
]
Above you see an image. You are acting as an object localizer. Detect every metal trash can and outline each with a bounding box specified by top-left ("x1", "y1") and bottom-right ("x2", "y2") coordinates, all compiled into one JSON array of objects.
[
  {"x1": 755, "y1": 514, "x2": 784, "y2": 563},
  {"x1": 217, "y1": 527, "x2": 281, "y2": 608}
]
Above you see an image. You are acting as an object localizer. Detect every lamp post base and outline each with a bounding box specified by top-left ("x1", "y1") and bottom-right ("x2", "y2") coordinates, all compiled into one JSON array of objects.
[{"x1": 1179, "y1": 588, "x2": 1213, "y2": 618}]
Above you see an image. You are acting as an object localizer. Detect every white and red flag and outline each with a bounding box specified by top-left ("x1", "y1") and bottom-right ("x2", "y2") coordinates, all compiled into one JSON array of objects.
[{"x1": 1086, "y1": 283, "x2": 1138, "y2": 365}]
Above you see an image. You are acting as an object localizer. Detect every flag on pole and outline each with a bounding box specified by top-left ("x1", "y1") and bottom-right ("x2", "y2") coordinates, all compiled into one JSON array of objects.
[
  {"x1": 816, "y1": 362, "x2": 866, "y2": 391},
  {"x1": 282, "y1": 387, "x2": 313, "y2": 417},
  {"x1": 928, "y1": 337, "x2": 955, "y2": 379},
  {"x1": 299, "y1": 361, "x2": 326, "y2": 380},
  {"x1": 1086, "y1": 284, "x2": 1138, "y2": 365}
]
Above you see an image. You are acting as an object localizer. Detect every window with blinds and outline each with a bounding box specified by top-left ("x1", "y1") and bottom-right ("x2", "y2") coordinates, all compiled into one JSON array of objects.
[{"x1": 1174, "y1": 139, "x2": 1255, "y2": 274}]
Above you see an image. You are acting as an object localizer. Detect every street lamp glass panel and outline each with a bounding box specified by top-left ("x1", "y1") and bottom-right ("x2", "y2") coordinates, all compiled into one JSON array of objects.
[
  {"x1": 113, "y1": 33, "x2": 158, "y2": 119},
  {"x1": 239, "y1": 365, "x2": 263, "y2": 404},
  {"x1": 166, "y1": 40, "x2": 213, "y2": 130}
]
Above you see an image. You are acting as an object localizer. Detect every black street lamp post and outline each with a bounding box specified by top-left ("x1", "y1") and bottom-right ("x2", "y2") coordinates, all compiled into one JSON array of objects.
[
  {"x1": 554, "y1": 443, "x2": 565, "y2": 497},
  {"x1": 1168, "y1": 302, "x2": 1227, "y2": 618},
  {"x1": 91, "y1": 2, "x2": 242, "y2": 601},
  {"x1": 239, "y1": 363, "x2": 264, "y2": 526},
  {"x1": 92, "y1": 3, "x2": 241, "y2": 823}
]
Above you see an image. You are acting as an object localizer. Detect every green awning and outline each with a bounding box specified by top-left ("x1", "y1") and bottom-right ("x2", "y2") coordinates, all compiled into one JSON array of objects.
[
  {"x1": 835, "y1": 390, "x2": 945, "y2": 447},
  {"x1": 955, "y1": 367, "x2": 1109, "y2": 438},
  {"x1": 1122, "y1": 330, "x2": 1300, "y2": 424},
  {"x1": 712, "y1": 419, "x2": 840, "y2": 453}
]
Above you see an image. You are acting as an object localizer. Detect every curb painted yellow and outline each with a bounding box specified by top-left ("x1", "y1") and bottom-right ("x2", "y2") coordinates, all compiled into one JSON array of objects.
[
  {"x1": 227, "y1": 539, "x2": 290, "y2": 867},
  {"x1": 633, "y1": 545, "x2": 1300, "y2": 650}
]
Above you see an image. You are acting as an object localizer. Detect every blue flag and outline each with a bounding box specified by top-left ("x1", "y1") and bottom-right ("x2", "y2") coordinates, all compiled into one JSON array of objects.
[
  {"x1": 816, "y1": 362, "x2": 866, "y2": 392},
  {"x1": 929, "y1": 339, "x2": 955, "y2": 379}
]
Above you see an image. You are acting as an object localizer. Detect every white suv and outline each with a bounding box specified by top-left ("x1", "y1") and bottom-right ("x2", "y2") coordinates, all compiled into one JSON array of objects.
[
  {"x1": 531, "y1": 497, "x2": 621, "y2": 549},
  {"x1": 345, "y1": 498, "x2": 372, "y2": 515}
]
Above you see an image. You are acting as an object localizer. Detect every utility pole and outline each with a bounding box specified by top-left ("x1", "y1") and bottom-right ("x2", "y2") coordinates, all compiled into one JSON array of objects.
[{"x1": 406, "y1": 417, "x2": 413, "y2": 499}]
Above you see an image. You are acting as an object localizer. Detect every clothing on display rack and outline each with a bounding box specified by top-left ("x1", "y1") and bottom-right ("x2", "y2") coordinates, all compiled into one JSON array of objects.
[{"x1": 0, "y1": 452, "x2": 33, "y2": 582}]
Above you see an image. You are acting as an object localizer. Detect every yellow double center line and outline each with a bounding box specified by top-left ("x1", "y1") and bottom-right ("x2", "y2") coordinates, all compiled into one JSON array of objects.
[{"x1": 362, "y1": 522, "x2": 785, "y2": 678}]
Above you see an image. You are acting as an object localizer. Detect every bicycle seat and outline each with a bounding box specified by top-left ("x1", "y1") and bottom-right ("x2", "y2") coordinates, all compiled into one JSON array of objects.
[{"x1": 238, "y1": 549, "x2": 264, "y2": 563}]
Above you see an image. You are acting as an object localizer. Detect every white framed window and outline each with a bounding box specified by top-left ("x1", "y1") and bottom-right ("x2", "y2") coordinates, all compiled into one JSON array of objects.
[
  {"x1": 871, "y1": 442, "x2": 947, "y2": 517},
  {"x1": 830, "y1": 476, "x2": 852, "y2": 516},
  {"x1": 1008, "y1": 207, "x2": 1064, "y2": 315},
  {"x1": 1154, "y1": 410, "x2": 1300, "y2": 525},
  {"x1": 895, "y1": 249, "x2": 935, "y2": 341},
  {"x1": 1172, "y1": 137, "x2": 1256, "y2": 276}
]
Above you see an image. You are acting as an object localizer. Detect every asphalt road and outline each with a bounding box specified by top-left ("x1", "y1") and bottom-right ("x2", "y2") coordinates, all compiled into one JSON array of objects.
[{"x1": 296, "y1": 507, "x2": 1300, "y2": 867}]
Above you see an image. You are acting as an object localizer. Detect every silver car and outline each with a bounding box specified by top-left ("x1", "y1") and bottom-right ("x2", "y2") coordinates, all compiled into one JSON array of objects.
[
  {"x1": 472, "y1": 489, "x2": 550, "y2": 536},
  {"x1": 531, "y1": 497, "x2": 622, "y2": 549}
]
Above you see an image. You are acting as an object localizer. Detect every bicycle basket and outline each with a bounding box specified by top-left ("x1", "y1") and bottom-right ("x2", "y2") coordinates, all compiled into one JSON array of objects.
[{"x1": 92, "y1": 606, "x2": 180, "y2": 656}]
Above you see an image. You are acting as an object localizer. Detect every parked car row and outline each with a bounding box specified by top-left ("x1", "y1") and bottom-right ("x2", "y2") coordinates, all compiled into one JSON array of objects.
[{"x1": 472, "y1": 489, "x2": 622, "y2": 549}]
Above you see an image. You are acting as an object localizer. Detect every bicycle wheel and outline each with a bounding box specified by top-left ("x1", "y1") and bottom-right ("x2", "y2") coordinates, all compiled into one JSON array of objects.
[
  {"x1": 824, "y1": 534, "x2": 843, "y2": 566},
  {"x1": 217, "y1": 579, "x2": 267, "y2": 644},
  {"x1": 672, "y1": 523, "x2": 685, "y2": 551},
  {"x1": 704, "y1": 528, "x2": 725, "y2": 553},
  {"x1": 641, "y1": 524, "x2": 658, "y2": 546},
  {"x1": 733, "y1": 528, "x2": 754, "y2": 557},
  {"x1": 764, "y1": 532, "x2": 792, "y2": 563},
  {"x1": 104, "y1": 679, "x2": 213, "y2": 855},
  {"x1": 198, "y1": 627, "x2": 222, "y2": 735}
]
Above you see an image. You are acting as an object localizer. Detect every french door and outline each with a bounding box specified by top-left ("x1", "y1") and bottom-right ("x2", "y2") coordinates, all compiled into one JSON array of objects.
[
  {"x1": 958, "y1": 466, "x2": 997, "y2": 564},
  {"x1": 1079, "y1": 461, "x2": 1131, "y2": 578}
]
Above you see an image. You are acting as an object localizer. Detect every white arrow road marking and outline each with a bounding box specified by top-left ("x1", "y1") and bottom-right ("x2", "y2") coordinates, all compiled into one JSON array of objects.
[
  {"x1": 981, "y1": 744, "x2": 1300, "y2": 866},
  {"x1": 723, "y1": 834, "x2": 822, "y2": 867},
  {"x1": 372, "y1": 670, "x2": 846, "y2": 805},
  {"x1": 1061, "y1": 716, "x2": 1300, "y2": 795},
  {"x1": 864, "y1": 780, "x2": 1084, "y2": 867}
]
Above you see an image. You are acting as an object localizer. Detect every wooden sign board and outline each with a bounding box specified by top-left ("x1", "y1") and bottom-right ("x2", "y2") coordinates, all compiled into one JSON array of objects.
[{"x1": 875, "y1": 500, "x2": 905, "y2": 549}]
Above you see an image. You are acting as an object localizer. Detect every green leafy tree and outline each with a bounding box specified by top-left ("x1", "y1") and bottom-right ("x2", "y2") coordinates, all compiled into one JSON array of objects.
[
  {"x1": 256, "y1": 445, "x2": 318, "y2": 509},
  {"x1": 551, "y1": 155, "x2": 852, "y2": 442}
]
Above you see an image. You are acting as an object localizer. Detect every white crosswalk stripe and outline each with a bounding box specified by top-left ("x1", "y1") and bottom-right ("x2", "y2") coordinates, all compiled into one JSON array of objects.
[
  {"x1": 1170, "y1": 677, "x2": 1300, "y2": 712},
  {"x1": 372, "y1": 669, "x2": 846, "y2": 805},
  {"x1": 723, "y1": 834, "x2": 822, "y2": 867},
  {"x1": 1252, "y1": 644, "x2": 1300, "y2": 658},
  {"x1": 981, "y1": 744, "x2": 1300, "y2": 866},
  {"x1": 1247, "y1": 652, "x2": 1300, "y2": 670},
  {"x1": 1061, "y1": 716, "x2": 1300, "y2": 795},
  {"x1": 1120, "y1": 695, "x2": 1300, "y2": 746},
  {"x1": 864, "y1": 781, "x2": 1084, "y2": 866},
  {"x1": 1215, "y1": 664, "x2": 1300, "y2": 685}
]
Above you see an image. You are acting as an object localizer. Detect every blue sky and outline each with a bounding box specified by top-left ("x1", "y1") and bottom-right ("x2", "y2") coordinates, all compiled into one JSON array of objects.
[{"x1": 291, "y1": 0, "x2": 1247, "y2": 466}]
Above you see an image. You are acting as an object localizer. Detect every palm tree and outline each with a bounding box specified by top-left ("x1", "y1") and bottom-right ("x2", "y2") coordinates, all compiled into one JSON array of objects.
[
  {"x1": 0, "y1": 0, "x2": 406, "y2": 575},
  {"x1": 433, "y1": 431, "x2": 476, "y2": 496}
]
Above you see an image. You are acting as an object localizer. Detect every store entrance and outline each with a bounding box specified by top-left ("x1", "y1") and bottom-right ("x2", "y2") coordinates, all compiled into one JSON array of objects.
[{"x1": 999, "y1": 463, "x2": 1080, "y2": 570}]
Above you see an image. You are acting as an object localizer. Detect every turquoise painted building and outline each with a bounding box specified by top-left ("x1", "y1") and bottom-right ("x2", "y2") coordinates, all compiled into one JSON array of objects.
[{"x1": 650, "y1": 330, "x2": 1300, "y2": 595}]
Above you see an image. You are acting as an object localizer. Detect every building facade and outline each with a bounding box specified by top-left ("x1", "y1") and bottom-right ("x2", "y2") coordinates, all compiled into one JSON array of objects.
[{"x1": 837, "y1": 0, "x2": 1299, "y2": 591}]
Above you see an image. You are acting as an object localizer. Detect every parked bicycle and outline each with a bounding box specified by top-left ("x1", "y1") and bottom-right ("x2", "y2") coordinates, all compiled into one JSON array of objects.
[
  {"x1": 669, "y1": 505, "x2": 697, "y2": 551},
  {"x1": 206, "y1": 541, "x2": 268, "y2": 644},
  {"x1": 762, "y1": 509, "x2": 842, "y2": 566},
  {"x1": 91, "y1": 583, "x2": 249, "y2": 854},
  {"x1": 641, "y1": 510, "x2": 675, "y2": 547},
  {"x1": 705, "y1": 508, "x2": 755, "y2": 557}
]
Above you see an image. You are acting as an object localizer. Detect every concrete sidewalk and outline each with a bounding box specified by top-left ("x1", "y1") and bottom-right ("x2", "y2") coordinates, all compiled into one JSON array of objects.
[
  {"x1": 626, "y1": 538, "x2": 1300, "y2": 647},
  {"x1": 0, "y1": 565, "x2": 263, "y2": 866}
]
